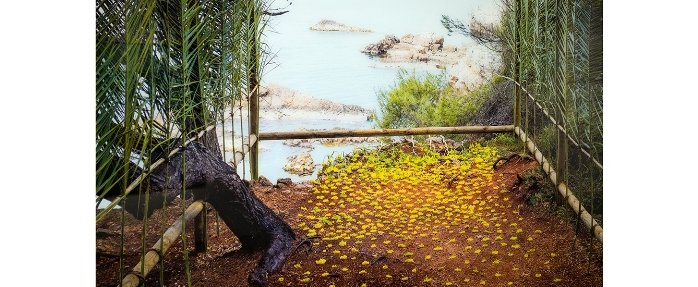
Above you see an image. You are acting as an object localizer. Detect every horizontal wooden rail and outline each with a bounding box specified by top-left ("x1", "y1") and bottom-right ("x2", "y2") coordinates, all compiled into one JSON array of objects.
[
  {"x1": 259, "y1": 125, "x2": 514, "y2": 140},
  {"x1": 120, "y1": 200, "x2": 205, "y2": 287},
  {"x1": 97, "y1": 124, "x2": 217, "y2": 223},
  {"x1": 514, "y1": 127, "x2": 603, "y2": 243}
]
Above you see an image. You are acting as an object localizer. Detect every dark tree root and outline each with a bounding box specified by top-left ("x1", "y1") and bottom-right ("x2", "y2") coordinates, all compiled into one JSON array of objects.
[
  {"x1": 370, "y1": 255, "x2": 387, "y2": 265},
  {"x1": 493, "y1": 153, "x2": 528, "y2": 170},
  {"x1": 125, "y1": 142, "x2": 296, "y2": 286},
  {"x1": 291, "y1": 236, "x2": 319, "y2": 257},
  {"x1": 248, "y1": 233, "x2": 296, "y2": 286}
]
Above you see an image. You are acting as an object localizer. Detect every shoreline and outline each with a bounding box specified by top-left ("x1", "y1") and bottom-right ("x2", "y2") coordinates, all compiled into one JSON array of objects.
[{"x1": 362, "y1": 33, "x2": 501, "y2": 90}]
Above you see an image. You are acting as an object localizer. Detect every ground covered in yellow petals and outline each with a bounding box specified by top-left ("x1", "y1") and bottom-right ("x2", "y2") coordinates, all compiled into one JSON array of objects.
[{"x1": 97, "y1": 142, "x2": 602, "y2": 287}]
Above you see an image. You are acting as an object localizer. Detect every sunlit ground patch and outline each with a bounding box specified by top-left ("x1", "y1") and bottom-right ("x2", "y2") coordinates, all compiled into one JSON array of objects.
[{"x1": 272, "y1": 143, "x2": 597, "y2": 286}]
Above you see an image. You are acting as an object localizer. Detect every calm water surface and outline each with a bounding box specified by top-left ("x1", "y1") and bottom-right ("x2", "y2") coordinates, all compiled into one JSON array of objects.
[{"x1": 231, "y1": 0, "x2": 500, "y2": 181}]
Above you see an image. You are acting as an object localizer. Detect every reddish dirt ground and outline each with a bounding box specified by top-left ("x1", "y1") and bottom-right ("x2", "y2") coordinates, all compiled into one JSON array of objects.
[{"x1": 97, "y1": 155, "x2": 602, "y2": 287}]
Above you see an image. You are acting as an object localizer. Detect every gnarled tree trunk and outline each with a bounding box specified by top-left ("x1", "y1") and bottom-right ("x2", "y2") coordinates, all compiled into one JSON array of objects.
[{"x1": 122, "y1": 140, "x2": 295, "y2": 286}]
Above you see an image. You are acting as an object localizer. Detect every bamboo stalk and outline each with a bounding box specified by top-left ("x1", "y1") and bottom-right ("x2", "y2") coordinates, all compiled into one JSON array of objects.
[
  {"x1": 231, "y1": 134, "x2": 257, "y2": 169},
  {"x1": 97, "y1": 124, "x2": 217, "y2": 223},
  {"x1": 259, "y1": 125, "x2": 514, "y2": 140},
  {"x1": 120, "y1": 200, "x2": 204, "y2": 287},
  {"x1": 512, "y1": 0, "x2": 522, "y2": 128},
  {"x1": 514, "y1": 127, "x2": 603, "y2": 243},
  {"x1": 248, "y1": 0, "x2": 260, "y2": 181}
]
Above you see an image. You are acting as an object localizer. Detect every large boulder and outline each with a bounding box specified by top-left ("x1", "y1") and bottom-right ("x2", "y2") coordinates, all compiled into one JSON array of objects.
[
  {"x1": 362, "y1": 35, "x2": 400, "y2": 56},
  {"x1": 283, "y1": 152, "x2": 315, "y2": 176}
]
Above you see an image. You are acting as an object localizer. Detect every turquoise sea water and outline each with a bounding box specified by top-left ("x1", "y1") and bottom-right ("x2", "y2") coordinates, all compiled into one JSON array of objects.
[{"x1": 232, "y1": 0, "x2": 500, "y2": 182}]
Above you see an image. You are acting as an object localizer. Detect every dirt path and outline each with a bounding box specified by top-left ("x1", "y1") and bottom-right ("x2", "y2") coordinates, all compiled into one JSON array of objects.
[{"x1": 97, "y1": 144, "x2": 601, "y2": 287}]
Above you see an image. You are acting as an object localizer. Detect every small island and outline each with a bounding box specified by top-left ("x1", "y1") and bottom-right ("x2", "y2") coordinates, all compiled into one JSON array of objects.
[
  {"x1": 309, "y1": 19, "x2": 372, "y2": 32},
  {"x1": 362, "y1": 33, "x2": 501, "y2": 90}
]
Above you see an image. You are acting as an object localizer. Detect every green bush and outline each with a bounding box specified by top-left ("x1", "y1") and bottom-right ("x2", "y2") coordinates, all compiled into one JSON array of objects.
[{"x1": 377, "y1": 70, "x2": 484, "y2": 129}]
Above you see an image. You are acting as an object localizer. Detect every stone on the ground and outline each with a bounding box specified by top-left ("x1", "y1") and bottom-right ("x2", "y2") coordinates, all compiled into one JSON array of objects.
[
  {"x1": 275, "y1": 178, "x2": 294, "y2": 189},
  {"x1": 256, "y1": 176, "x2": 273, "y2": 187},
  {"x1": 284, "y1": 152, "x2": 315, "y2": 176}
]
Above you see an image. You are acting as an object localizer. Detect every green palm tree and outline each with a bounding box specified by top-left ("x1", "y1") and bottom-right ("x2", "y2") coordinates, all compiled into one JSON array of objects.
[{"x1": 96, "y1": 0, "x2": 294, "y2": 285}]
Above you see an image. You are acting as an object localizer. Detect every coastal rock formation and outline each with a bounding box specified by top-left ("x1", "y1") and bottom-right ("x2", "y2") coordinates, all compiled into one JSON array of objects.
[
  {"x1": 361, "y1": 35, "x2": 400, "y2": 56},
  {"x1": 400, "y1": 33, "x2": 444, "y2": 49},
  {"x1": 310, "y1": 19, "x2": 371, "y2": 32},
  {"x1": 363, "y1": 33, "x2": 452, "y2": 62},
  {"x1": 255, "y1": 85, "x2": 372, "y2": 122},
  {"x1": 362, "y1": 33, "x2": 501, "y2": 90},
  {"x1": 283, "y1": 152, "x2": 315, "y2": 176},
  {"x1": 283, "y1": 129, "x2": 381, "y2": 147}
]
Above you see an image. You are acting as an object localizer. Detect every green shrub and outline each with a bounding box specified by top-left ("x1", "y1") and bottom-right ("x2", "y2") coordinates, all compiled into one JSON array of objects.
[
  {"x1": 377, "y1": 70, "x2": 484, "y2": 129},
  {"x1": 482, "y1": 133, "x2": 524, "y2": 154}
]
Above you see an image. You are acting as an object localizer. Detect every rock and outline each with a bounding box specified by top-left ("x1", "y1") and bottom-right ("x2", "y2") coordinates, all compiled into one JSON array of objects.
[
  {"x1": 256, "y1": 176, "x2": 273, "y2": 187},
  {"x1": 426, "y1": 136, "x2": 444, "y2": 144},
  {"x1": 429, "y1": 43, "x2": 441, "y2": 52},
  {"x1": 275, "y1": 178, "x2": 294, "y2": 188},
  {"x1": 414, "y1": 53, "x2": 429, "y2": 62},
  {"x1": 428, "y1": 136, "x2": 456, "y2": 152},
  {"x1": 278, "y1": 178, "x2": 293, "y2": 185},
  {"x1": 449, "y1": 76, "x2": 459, "y2": 87},
  {"x1": 284, "y1": 138, "x2": 314, "y2": 148},
  {"x1": 362, "y1": 35, "x2": 400, "y2": 56},
  {"x1": 411, "y1": 33, "x2": 444, "y2": 48},
  {"x1": 310, "y1": 19, "x2": 371, "y2": 32},
  {"x1": 400, "y1": 34, "x2": 415, "y2": 44},
  {"x1": 283, "y1": 152, "x2": 315, "y2": 176},
  {"x1": 443, "y1": 45, "x2": 458, "y2": 53}
]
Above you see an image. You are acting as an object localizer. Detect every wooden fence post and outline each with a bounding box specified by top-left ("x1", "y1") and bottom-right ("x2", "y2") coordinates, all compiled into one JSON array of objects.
[
  {"x1": 194, "y1": 203, "x2": 208, "y2": 252},
  {"x1": 248, "y1": 2, "x2": 260, "y2": 180}
]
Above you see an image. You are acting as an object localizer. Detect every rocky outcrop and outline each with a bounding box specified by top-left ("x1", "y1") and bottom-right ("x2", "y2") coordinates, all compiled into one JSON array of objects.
[
  {"x1": 363, "y1": 33, "x2": 450, "y2": 62},
  {"x1": 362, "y1": 33, "x2": 501, "y2": 90},
  {"x1": 283, "y1": 152, "x2": 315, "y2": 176},
  {"x1": 283, "y1": 129, "x2": 380, "y2": 148},
  {"x1": 310, "y1": 20, "x2": 371, "y2": 32},
  {"x1": 361, "y1": 35, "x2": 400, "y2": 56},
  {"x1": 400, "y1": 33, "x2": 444, "y2": 49},
  {"x1": 255, "y1": 85, "x2": 372, "y2": 121}
]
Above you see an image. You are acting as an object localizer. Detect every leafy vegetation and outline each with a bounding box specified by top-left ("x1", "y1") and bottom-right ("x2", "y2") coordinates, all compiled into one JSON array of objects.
[
  {"x1": 481, "y1": 133, "x2": 524, "y2": 154},
  {"x1": 500, "y1": 0, "x2": 603, "y2": 159},
  {"x1": 96, "y1": 0, "x2": 272, "y2": 284},
  {"x1": 96, "y1": 0, "x2": 267, "y2": 206},
  {"x1": 376, "y1": 70, "x2": 487, "y2": 130}
]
